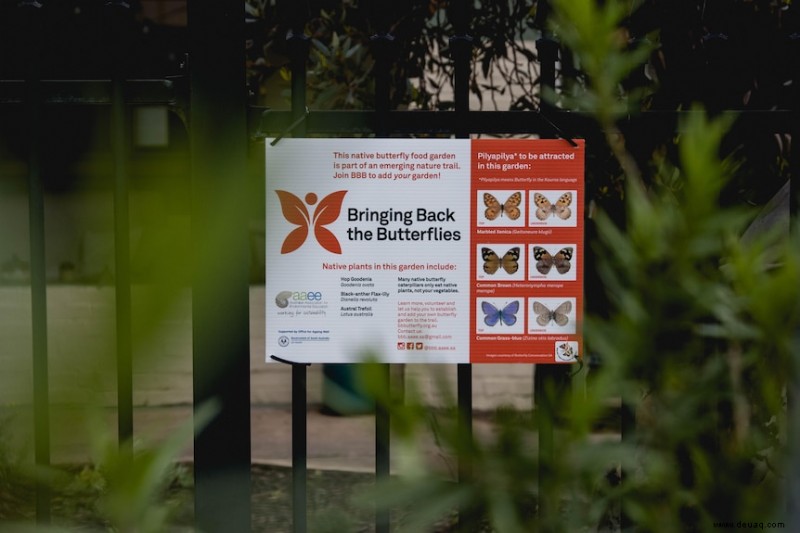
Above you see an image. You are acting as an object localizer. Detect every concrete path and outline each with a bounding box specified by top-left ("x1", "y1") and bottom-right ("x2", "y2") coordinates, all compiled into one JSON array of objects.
[{"x1": 38, "y1": 404, "x2": 498, "y2": 475}]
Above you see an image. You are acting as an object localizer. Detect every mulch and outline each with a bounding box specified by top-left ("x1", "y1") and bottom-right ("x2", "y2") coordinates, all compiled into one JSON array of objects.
[{"x1": 1, "y1": 463, "x2": 450, "y2": 533}]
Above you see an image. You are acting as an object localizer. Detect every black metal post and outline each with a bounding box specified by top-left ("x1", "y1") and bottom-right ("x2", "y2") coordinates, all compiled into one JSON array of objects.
[
  {"x1": 533, "y1": 366, "x2": 554, "y2": 519},
  {"x1": 536, "y1": 37, "x2": 559, "y2": 116},
  {"x1": 188, "y1": 2, "x2": 252, "y2": 532},
  {"x1": 787, "y1": 29, "x2": 800, "y2": 533},
  {"x1": 455, "y1": 364, "x2": 473, "y2": 530},
  {"x1": 534, "y1": 21, "x2": 563, "y2": 525},
  {"x1": 620, "y1": 399, "x2": 636, "y2": 529},
  {"x1": 292, "y1": 363, "x2": 308, "y2": 533},
  {"x1": 104, "y1": 0, "x2": 134, "y2": 449},
  {"x1": 375, "y1": 366, "x2": 391, "y2": 533},
  {"x1": 20, "y1": 0, "x2": 50, "y2": 522},
  {"x1": 287, "y1": 7, "x2": 310, "y2": 531},
  {"x1": 449, "y1": 0, "x2": 475, "y2": 529},
  {"x1": 371, "y1": 18, "x2": 394, "y2": 531}
]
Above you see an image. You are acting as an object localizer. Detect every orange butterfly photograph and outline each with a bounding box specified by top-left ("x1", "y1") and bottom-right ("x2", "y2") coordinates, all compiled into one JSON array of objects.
[
  {"x1": 480, "y1": 246, "x2": 520, "y2": 276},
  {"x1": 482, "y1": 191, "x2": 522, "y2": 222},
  {"x1": 532, "y1": 191, "x2": 573, "y2": 221}
]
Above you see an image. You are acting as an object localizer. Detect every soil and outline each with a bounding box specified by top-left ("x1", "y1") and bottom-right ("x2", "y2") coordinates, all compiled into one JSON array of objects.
[{"x1": 1, "y1": 464, "x2": 456, "y2": 533}]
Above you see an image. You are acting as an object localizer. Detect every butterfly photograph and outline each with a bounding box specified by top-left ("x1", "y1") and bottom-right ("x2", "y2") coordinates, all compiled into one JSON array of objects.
[
  {"x1": 531, "y1": 245, "x2": 575, "y2": 278},
  {"x1": 480, "y1": 246, "x2": 521, "y2": 277},
  {"x1": 478, "y1": 299, "x2": 523, "y2": 333},
  {"x1": 530, "y1": 298, "x2": 576, "y2": 333},
  {"x1": 480, "y1": 190, "x2": 523, "y2": 225},
  {"x1": 531, "y1": 190, "x2": 575, "y2": 225}
]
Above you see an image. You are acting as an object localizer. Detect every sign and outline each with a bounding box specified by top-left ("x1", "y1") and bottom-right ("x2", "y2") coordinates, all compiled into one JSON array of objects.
[{"x1": 265, "y1": 139, "x2": 584, "y2": 364}]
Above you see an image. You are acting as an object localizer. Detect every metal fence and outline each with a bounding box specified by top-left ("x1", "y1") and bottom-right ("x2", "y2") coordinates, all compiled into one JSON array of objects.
[{"x1": 2, "y1": 1, "x2": 798, "y2": 532}]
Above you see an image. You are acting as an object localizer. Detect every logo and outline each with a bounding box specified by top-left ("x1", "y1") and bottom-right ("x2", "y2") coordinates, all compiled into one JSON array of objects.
[
  {"x1": 292, "y1": 291, "x2": 322, "y2": 301},
  {"x1": 278, "y1": 336, "x2": 290, "y2": 347},
  {"x1": 275, "y1": 290, "x2": 324, "y2": 308},
  {"x1": 556, "y1": 341, "x2": 578, "y2": 362},
  {"x1": 275, "y1": 291, "x2": 293, "y2": 308},
  {"x1": 276, "y1": 190, "x2": 347, "y2": 254}
]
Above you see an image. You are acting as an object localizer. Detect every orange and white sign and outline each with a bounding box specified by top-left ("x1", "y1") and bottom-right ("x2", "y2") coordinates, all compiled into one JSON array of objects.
[{"x1": 265, "y1": 138, "x2": 584, "y2": 364}]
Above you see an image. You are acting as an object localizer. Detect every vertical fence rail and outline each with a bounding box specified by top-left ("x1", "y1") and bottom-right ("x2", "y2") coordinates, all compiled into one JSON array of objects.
[
  {"x1": 291, "y1": 362, "x2": 308, "y2": 533},
  {"x1": 534, "y1": 12, "x2": 561, "y2": 522},
  {"x1": 788, "y1": 32, "x2": 800, "y2": 531},
  {"x1": 449, "y1": 0, "x2": 475, "y2": 529},
  {"x1": 189, "y1": 1, "x2": 252, "y2": 531},
  {"x1": 287, "y1": 4, "x2": 310, "y2": 532},
  {"x1": 20, "y1": 1, "x2": 50, "y2": 523},
  {"x1": 371, "y1": 6, "x2": 394, "y2": 529},
  {"x1": 105, "y1": 0, "x2": 134, "y2": 449}
]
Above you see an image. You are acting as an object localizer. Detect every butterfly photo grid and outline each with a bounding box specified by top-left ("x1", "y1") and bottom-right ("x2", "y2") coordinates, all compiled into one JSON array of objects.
[
  {"x1": 528, "y1": 297, "x2": 577, "y2": 334},
  {"x1": 528, "y1": 190, "x2": 577, "y2": 228},
  {"x1": 477, "y1": 190, "x2": 526, "y2": 227},
  {"x1": 476, "y1": 297, "x2": 525, "y2": 335},
  {"x1": 529, "y1": 243, "x2": 577, "y2": 281},
  {"x1": 476, "y1": 244, "x2": 525, "y2": 280}
]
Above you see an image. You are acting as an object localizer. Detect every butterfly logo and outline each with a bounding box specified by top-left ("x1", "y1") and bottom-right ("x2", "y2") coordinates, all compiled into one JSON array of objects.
[
  {"x1": 481, "y1": 300, "x2": 520, "y2": 327},
  {"x1": 533, "y1": 246, "x2": 573, "y2": 275},
  {"x1": 556, "y1": 342, "x2": 577, "y2": 361},
  {"x1": 482, "y1": 247, "x2": 520, "y2": 275},
  {"x1": 484, "y1": 192, "x2": 522, "y2": 221},
  {"x1": 274, "y1": 290, "x2": 293, "y2": 308},
  {"x1": 533, "y1": 300, "x2": 572, "y2": 327},
  {"x1": 534, "y1": 192, "x2": 572, "y2": 220},
  {"x1": 275, "y1": 190, "x2": 347, "y2": 254}
]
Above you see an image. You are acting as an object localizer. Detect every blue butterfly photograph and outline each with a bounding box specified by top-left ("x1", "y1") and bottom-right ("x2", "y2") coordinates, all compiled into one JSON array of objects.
[{"x1": 481, "y1": 300, "x2": 520, "y2": 328}]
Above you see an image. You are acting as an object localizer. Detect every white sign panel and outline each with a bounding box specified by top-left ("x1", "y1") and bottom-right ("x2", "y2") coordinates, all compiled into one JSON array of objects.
[{"x1": 266, "y1": 138, "x2": 585, "y2": 364}]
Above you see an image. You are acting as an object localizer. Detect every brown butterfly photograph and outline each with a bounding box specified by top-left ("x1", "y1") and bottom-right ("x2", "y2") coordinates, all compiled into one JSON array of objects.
[
  {"x1": 533, "y1": 191, "x2": 573, "y2": 221},
  {"x1": 483, "y1": 191, "x2": 522, "y2": 221},
  {"x1": 481, "y1": 246, "x2": 520, "y2": 275},
  {"x1": 532, "y1": 300, "x2": 574, "y2": 329},
  {"x1": 533, "y1": 246, "x2": 573, "y2": 276}
]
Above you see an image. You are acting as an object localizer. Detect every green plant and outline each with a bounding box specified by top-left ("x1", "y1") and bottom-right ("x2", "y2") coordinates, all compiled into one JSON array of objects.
[
  {"x1": 304, "y1": 9, "x2": 377, "y2": 110},
  {"x1": 72, "y1": 401, "x2": 216, "y2": 533},
  {"x1": 0, "y1": 401, "x2": 215, "y2": 532},
  {"x1": 354, "y1": 1, "x2": 799, "y2": 531}
]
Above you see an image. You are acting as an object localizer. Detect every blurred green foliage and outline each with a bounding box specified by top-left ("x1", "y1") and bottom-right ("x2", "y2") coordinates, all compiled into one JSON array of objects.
[
  {"x1": 1, "y1": 1, "x2": 797, "y2": 531},
  {"x1": 304, "y1": 9, "x2": 377, "y2": 110},
  {"x1": 246, "y1": 0, "x2": 544, "y2": 111},
  {"x1": 0, "y1": 401, "x2": 215, "y2": 532},
  {"x1": 353, "y1": 1, "x2": 800, "y2": 531}
]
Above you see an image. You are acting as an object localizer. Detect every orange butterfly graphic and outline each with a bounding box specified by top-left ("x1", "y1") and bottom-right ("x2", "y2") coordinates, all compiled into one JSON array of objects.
[
  {"x1": 484, "y1": 192, "x2": 522, "y2": 221},
  {"x1": 276, "y1": 190, "x2": 347, "y2": 254}
]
